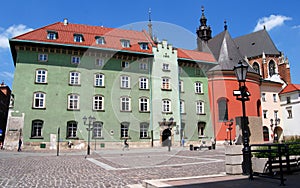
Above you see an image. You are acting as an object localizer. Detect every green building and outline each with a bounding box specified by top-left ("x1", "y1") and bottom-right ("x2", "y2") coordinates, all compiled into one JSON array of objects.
[{"x1": 5, "y1": 20, "x2": 217, "y2": 150}]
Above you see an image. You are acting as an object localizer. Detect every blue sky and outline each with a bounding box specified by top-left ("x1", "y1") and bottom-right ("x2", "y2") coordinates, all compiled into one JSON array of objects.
[{"x1": 1, "y1": 0, "x2": 300, "y2": 89}]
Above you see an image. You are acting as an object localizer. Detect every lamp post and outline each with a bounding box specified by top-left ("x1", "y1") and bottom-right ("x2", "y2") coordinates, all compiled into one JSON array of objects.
[
  {"x1": 224, "y1": 119, "x2": 234, "y2": 145},
  {"x1": 83, "y1": 115, "x2": 96, "y2": 155},
  {"x1": 270, "y1": 116, "x2": 280, "y2": 143},
  {"x1": 233, "y1": 60, "x2": 252, "y2": 175}
]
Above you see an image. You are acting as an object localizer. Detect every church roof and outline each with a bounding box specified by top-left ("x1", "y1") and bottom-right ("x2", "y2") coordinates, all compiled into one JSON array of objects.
[
  {"x1": 207, "y1": 30, "x2": 256, "y2": 73},
  {"x1": 234, "y1": 29, "x2": 281, "y2": 58}
]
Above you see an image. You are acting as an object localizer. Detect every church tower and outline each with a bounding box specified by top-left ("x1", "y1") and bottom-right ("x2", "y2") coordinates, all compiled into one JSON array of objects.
[{"x1": 196, "y1": 6, "x2": 212, "y2": 52}]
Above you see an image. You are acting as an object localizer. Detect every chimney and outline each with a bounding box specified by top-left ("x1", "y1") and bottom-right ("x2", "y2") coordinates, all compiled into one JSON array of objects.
[{"x1": 63, "y1": 18, "x2": 68, "y2": 25}]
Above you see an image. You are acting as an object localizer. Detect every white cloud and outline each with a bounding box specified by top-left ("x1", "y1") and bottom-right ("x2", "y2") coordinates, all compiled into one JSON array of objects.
[
  {"x1": 254, "y1": 15, "x2": 292, "y2": 32},
  {"x1": 292, "y1": 25, "x2": 300, "y2": 29},
  {"x1": 0, "y1": 71, "x2": 14, "y2": 79},
  {"x1": 0, "y1": 24, "x2": 33, "y2": 49}
]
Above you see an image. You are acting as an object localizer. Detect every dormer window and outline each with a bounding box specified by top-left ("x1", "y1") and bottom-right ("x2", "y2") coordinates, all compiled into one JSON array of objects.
[
  {"x1": 96, "y1": 36, "x2": 105, "y2": 45},
  {"x1": 139, "y1": 42, "x2": 149, "y2": 50},
  {"x1": 74, "y1": 34, "x2": 83, "y2": 42},
  {"x1": 47, "y1": 31, "x2": 57, "y2": 40},
  {"x1": 121, "y1": 40, "x2": 130, "y2": 48}
]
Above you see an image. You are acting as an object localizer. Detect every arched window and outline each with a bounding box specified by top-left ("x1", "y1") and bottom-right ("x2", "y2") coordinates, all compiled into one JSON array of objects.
[
  {"x1": 252, "y1": 62, "x2": 260, "y2": 74},
  {"x1": 93, "y1": 121, "x2": 103, "y2": 138},
  {"x1": 31, "y1": 120, "x2": 43, "y2": 138},
  {"x1": 67, "y1": 121, "x2": 78, "y2": 138},
  {"x1": 121, "y1": 122, "x2": 129, "y2": 138},
  {"x1": 268, "y1": 60, "x2": 276, "y2": 77},
  {"x1": 263, "y1": 126, "x2": 269, "y2": 141},
  {"x1": 218, "y1": 98, "x2": 228, "y2": 121}
]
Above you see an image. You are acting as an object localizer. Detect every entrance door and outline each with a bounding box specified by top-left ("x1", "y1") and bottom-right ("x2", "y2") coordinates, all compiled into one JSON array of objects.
[{"x1": 162, "y1": 129, "x2": 171, "y2": 146}]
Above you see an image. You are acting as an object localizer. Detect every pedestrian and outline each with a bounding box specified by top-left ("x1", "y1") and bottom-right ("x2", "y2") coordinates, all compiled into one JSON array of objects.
[
  {"x1": 0, "y1": 141, "x2": 3, "y2": 150},
  {"x1": 18, "y1": 138, "x2": 22, "y2": 152},
  {"x1": 122, "y1": 138, "x2": 129, "y2": 150}
]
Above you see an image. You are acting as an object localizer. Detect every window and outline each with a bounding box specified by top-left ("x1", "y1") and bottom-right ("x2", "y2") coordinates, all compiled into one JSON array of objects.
[
  {"x1": 93, "y1": 95, "x2": 104, "y2": 111},
  {"x1": 287, "y1": 108, "x2": 293, "y2": 118},
  {"x1": 287, "y1": 96, "x2": 291, "y2": 104},
  {"x1": 38, "y1": 54, "x2": 48, "y2": 61},
  {"x1": 179, "y1": 80, "x2": 184, "y2": 92},
  {"x1": 263, "y1": 126, "x2": 269, "y2": 141},
  {"x1": 273, "y1": 94, "x2": 277, "y2": 102},
  {"x1": 178, "y1": 67, "x2": 182, "y2": 74},
  {"x1": 268, "y1": 60, "x2": 276, "y2": 77},
  {"x1": 262, "y1": 93, "x2": 266, "y2": 102},
  {"x1": 35, "y1": 69, "x2": 47, "y2": 83},
  {"x1": 162, "y1": 63, "x2": 169, "y2": 71},
  {"x1": 68, "y1": 94, "x2": 79, "y2": 110},
  {"x1": 195, "y1": 68, "x2": 202, "y2": 76},
  {"x1": 69, "y1": 71, "x2": 80, "y2": 85},
  {"x1": 252, "y1": 62, "x2": 260, "y2": 74},
  {"x1": 218, "y1": 98, "x2": 228, "y2": 121},
  {"x1": 139, "y1": 43, "x2": 149, "y2": 50},
  {"x1": 71, "y1": 56, "x2": 80, "y2": 64},
  {"x1": 31, "y1": 120, "x2": 43, "y2": 138},
  {"x1": 96, "y1": 58, "x2": 104, "y2": 66},
  {"x1": 47, "y1": 31, "x2": 57, "y2": 40},
  {"x1": 180, "y1": 100, "x2": 185, "y2": 114},
  {"x1": 195, "y1": 82, "x2": 203, "y2": 94},
  {"x1": 120, "y1": 97, "x2": 131, "y2": 111},
  {"x1": 33, "y1": 92, "x2": 46, "y2": 108},
  {"x1": 121, "y1": 40, "x2": 130, "y2": 48},
  {"x1": 121, "y1": 61, "x2": 129, "y2": 68},
  {"x1": 198, "y1": 122, "x2": 206, "y2": 137},
  {"x1": 140, "y1": 123, "x2": 149, "y2": 138},
  {"x1": 121, "y1": 122, "x2": 129, "y2": 138},
  {"x1": 139, "y1": 97, "x2": 149, "y2": 112},
  {"x1": 162, "y1": 99, "x2": 171, "y2": 113},
  {"x1": 94, "y1": 73, "x2": 105, "y2": 87},
  {"x1": 74, "y1": 34, "x2": 83, "y2": 42},
  {"x1": 93, "y1": 122, "x2": 103, "y2": 138},
  {"x1": 120, "y1": 75, "x2": 130, "y2": 88},
  {"x1": 67, "y1": 121, "x2": 77, "y2": 138},
  {"x1": 139, "y1": 77, "x2": 148, "y2": 90},
  {"x1": 95, "y1": 36, "x2": 105, "y2": 44},
  {"x1": 196, "y1": 101, "x2": 204, "y2": 114},
  {"x1": 263, "y1": 110, "x2": 268, "y2": 119},
  {"x1": 162, "y1": 77, "x2": 170, "y2": 90},
  {"x1": 140, "y1": 62, "x2": 148, "y2": 70}
]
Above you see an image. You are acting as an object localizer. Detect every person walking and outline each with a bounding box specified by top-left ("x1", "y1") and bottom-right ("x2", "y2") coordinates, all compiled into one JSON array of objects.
[
  {"x1": 18, "y1": 138, "x2": 22, "y2": 152},
  {"x1": 122, "y1": 138, "x2": 129, "y2": 151}
]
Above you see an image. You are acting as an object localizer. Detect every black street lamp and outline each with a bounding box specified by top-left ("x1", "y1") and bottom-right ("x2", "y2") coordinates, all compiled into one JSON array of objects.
[
  {"x1": 83, "y1": 115, "x2": 96, "y2": 155},
  {"x1": 233, "y1": 60, "x2": 252, "y2": 176},
  {"x1": 224, "y1": 119, "x2": 234, "y2": 145},
  {"x1": 270, "y1": 117, "x2": 280, "y2": 143}
]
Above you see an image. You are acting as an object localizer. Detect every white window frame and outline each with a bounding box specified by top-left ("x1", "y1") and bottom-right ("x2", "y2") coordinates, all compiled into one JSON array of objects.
[
  {"x1": 120, "y1": 97, "x2": 131, "y2": 111},
  {"x1": 140, "y1": 62, "x2": 148, "y2": 70},
  {"x1": 162, "y1": 77, "x2": 170, "y2": 90},
  {"x1": 96, "y1": 58, "x2": 104, "y2": 66},
  {"x1": 195, "y1": 82, "x2": 203, "y2": 94},
  {"x1": 94, "y1": 73, "x2": 105, "y2": 87},
  {"x1": 139, "y1": 77, "x2": 148, "y2": 90},
  {"x1": 96, "y1": 37, "x2": 105, "y2": 45},
  {"x1": 121, "y1": 40, "x2": 130, "y2": 48},
  {"x1": 179, "y1": 80, "x2": 184, "y2": 92},
  {"x1": 93, "y1": 122, "x2": 103, "y2": 138},
  {"x1": 121, "y1": 122, "x2": 129, "y2": 138},
  {"x1": 69, "y1": 71, "x2": 80, "y2": 85},
  {"x1": 180, "y1": 100, "x2": 185, "y2": 114},
  {"x1": 263, "y1": 110, "x2": 268, "y2": 119},
  {"x1": 162, "y1": 99, "x2": 171, "y2": 113},
  {"x1": 71, "y1": 56, "x2": 80, "y2": 64},
  {"x1": 35, "y1": 69, "x2": 47, "y2": 83},
  {"x1": 67, "y1": 121, "x2": 77, "y2": 138},
  {"x1": 93, "y1": 95, "x2": 104, "y2": 111},
  {"x1": 273, "y1": 94, "x2": 277, "y2": 102},
  {"x1": 47, "y1": 32, "x2": 57, "y2": 40},
  {"x1": 38, "y1": 54, "x2": 48, "y2": 62},
  {"x1": 262, "y1": 93, "x2": 266, "y2": 102},
  {"x1": 162, "y1": 63, "x2": 169, "y2": 71},
  {"x1": 68, "y1": 94, "x2": 80, "y2": 110},
  {"x1": 31, "y1": 120, "x2": 43, "y2": 137},
  {"x1": 33, "y1": 92, "x2": 46, "y2": 109},
  {"x1": 74, "y1": 34, "x2": 83, "y2": 42},
  {"x1": 140, "y1": 43, "x2": 148, "y2": 50},
  {"x1": 196, "y1": 101, "x2": 204, "y2": 114},
  {"x1": 139, "y1": 97, "x2": 149, "y2": 112},
  {"x1": 120, "y1": 75, "x2": 130, "y2": 88},
  {"x1": 140, "y1": 123, "x2": 148, "y2": 138},
  {"x1": 121, "y1": 61, "x2": 130, "y2": 68}
]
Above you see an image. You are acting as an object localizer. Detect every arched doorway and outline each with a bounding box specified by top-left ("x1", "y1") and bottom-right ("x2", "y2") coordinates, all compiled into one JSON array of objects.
[
  {"x1": 274, "y1": 126, "x2": 283, "y2": 142},
  {"x1": 162, "y1": 129, "x2": 171, "y2": 146}
]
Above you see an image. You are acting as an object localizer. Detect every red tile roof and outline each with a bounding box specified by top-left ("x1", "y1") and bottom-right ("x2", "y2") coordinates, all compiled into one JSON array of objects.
[
  {"x1": 177, "y1": 48, "x2": 216, "y2": 63},
  {"x1": 280, "y1": 84, "x2": 300, "y2": 94},
  {"x1": 12, "y1": 22, "x2": 154, "y2": 54}
]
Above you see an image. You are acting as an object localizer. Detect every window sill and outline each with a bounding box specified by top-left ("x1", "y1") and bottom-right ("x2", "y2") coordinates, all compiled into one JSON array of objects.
[
  {"x1": 30, "y1": 136, "x2": 44, "y2": 139},
  {"x1": 161, "y1": 88, "x2": 172, "y2": 91},
  {"x1": 92, "y1": 137, "x2": 104, "y2": 140},
  {"x1": 120, "y1": 87, "x2": 131, "y2": 89},
  {"x1": 195, "y1": 93, "x2": 204, "y2": 95},
  {"x1": 67, "y1": 109, "x2": 80, "y2": 111},
  {"x1": 94, "y1": 86, "x2": 105, "y2": 88},
  {"x1": 69, "y1": 84, "x2": 81, "y2": 86},
  {"x1": 162, "y1": 112, "x2": 173, "y2": 114},
  {"x1": 197, "y1": 113, "x2": 206, "y2": 115},
  {"x1": 140, "y1": 137, "x2": 151, "y2": 139},
  {"x1": 93, "y1": 109, "x2": 105, "y2": 112},
  {"x1": 139, "y1": 88, "x2": 150, "y2": 91},
  {"x1": 35, "y1": 82, "x2": 48, "y2": 85},
  {"x1": 32, "y1": 107, "x2": 46, "y2": 110},
  {"x1": 139, "y1": 111, "x2": 150, "y2": 113},
  {"x1": 120, "y1": 110, "x2": 132, "y2": 112},
  {"x1": 66, "y1": 137, "x2": 79, "y2": 140},
  {"x1": 162, "y1": 69, "x2": 170, "y2": 72}
]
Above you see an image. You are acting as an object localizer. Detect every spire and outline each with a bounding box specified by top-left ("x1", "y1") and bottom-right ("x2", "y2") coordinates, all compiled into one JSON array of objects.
[
  {"x1": 148, "y1": 8, "x2": 153, "y2": 40},
  {"x1": 196, "y1": 6, "x2": 212, "y2": 51},
  {"x1": 224, "y1": 20, "x2": 228, "y2": 30}
]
